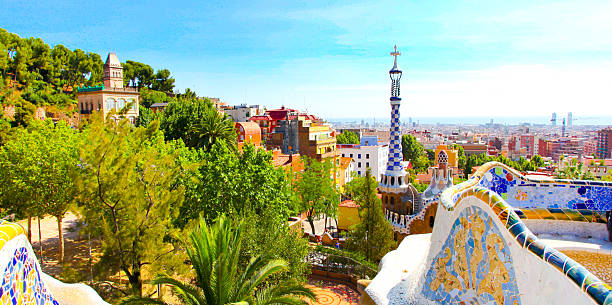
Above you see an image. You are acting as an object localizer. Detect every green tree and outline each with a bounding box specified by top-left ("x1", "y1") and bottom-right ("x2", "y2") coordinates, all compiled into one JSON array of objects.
[
  {"x1": 401, "y1": 134, "x2": 429, "y2": 173},
  {"x1": 0, "y1": 120, "x2": 80, "y2": 263},
  {"x1": 344, "y1": 169, "x2": 395, "y2": 262},
  {"x1": 77, "y1": 114, "x2": 186, "y2": 296},
  {"x1": 336, "y1": 131, "x2": 359, "y2": 145},
  {"x1": 160, "y1": 98, "x2": 236, "y2": 150},
  {"x1": 122, "y1": 60, "x2": 154, "y2": 88},
  {"x1": 151, "y1": 69, "x2": 175, "y2": 93},
  {"x1": 296, "y1": 157, "x2": 339, "y2": 235},
  {"x1": 175, "y1": 143, "x2": 309, "y2": 281},
  {"x1": 121, "y1": 215, "x2": 315, "y2": 305}
]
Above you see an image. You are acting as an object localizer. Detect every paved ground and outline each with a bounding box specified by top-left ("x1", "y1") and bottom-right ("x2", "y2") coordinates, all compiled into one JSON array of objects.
[
  {"x1": 305, "y1": 278, "x2": 359, "y2": 305},
  {"x1": 17, "y1": 212, "x2": 100, "y2": 280},
  {"x1": 302, "y1": 215, "x2": 338, "y2": 236}
]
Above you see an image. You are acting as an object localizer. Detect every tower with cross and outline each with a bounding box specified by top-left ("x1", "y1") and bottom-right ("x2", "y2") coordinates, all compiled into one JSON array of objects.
[
  {"x1": 379, "y1": 46, "x2": 422, "y2": 241},
  {"x1": 380, "y1": 45, "x2": 409, "y2": 193}
]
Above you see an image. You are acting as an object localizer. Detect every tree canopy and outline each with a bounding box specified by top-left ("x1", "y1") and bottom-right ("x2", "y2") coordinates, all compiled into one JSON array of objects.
[
  {"x1": 344, "y1": 169, "x2": 396, "y2": 262},
  {"x1": 336, "y1": 131, "x2": 359, "y2": 145},
  {"x1": 401, "y1": 134, "x2": 430, "y2": 173}
]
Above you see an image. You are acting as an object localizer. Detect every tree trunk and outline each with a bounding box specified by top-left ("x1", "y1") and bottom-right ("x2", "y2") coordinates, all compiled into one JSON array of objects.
[
  {"x1": 126, "y1": 266, "x2": 142, "y2": 297},
  {"x1": 323, "y1": 213, "x2": 328, "y2": 233},
  {"x1": 27, "y1": 217, "x2": 32, "y2": 243},
  {"x1": 38, "y1": 217, "x2": 43, "y2": 266},
  {"x1": 308, "y1": 216, "x2": 316, "y2": 236},
  {"x1": 88, "y1": 230, "x2": 93, "y2": 285},
  {"x1": 57, "y1": 215, "x2": 64, "y2": 264}
]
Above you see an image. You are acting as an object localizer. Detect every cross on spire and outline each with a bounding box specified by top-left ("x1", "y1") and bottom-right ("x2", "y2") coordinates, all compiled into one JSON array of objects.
[
  {"x1": 390, "y1": 45, "x2": 401, "y2": 70},
  {"x1": 390, "y1": 45, "x2": 401, "y2": 57}
]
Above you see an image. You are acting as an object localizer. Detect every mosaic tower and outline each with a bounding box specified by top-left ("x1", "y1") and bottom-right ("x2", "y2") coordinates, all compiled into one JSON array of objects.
[{"x1": 380, "y1": 45, "x2": 409, "y2": 193}]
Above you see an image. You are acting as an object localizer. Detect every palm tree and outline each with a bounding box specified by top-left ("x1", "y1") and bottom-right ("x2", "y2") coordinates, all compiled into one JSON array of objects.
[
  {"x1": 120, "y1": 215, "x2": 315, "y2": 305},
  {"x1": 188, "y1": 106, "x2": 237, "y2": 151}
]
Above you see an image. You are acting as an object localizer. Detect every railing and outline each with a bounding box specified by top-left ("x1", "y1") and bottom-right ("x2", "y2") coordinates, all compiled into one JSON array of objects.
[{"x1": 306, "y1": 250, "x2": 378, "y2": 281}]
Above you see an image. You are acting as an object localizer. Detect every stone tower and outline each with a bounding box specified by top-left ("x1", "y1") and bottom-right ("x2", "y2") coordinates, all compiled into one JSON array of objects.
[
  {"x1": 379, "y1": 46, "x2": 413, "y2": 212},
  {"x1": 103, "y1": 52, "x2": 123, "y2": 89}
]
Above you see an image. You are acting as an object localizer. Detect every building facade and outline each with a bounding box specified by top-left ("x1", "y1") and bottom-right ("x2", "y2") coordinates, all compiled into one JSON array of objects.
[
  {"x1": 235, "y1": 121, "x2": 262, "y2": 150},
  {"x1": 224, "y1": 104, "x2": 265, "y2": 122},
  {"x1": 338, "y1": 144, "x2": 388, "y2": 181},
  {"x1": 76, "y1": 52, "x2": 139, "y2": 123},
  {"x1": 596, "y1": 128, "x2": 612, "y2": 159}
]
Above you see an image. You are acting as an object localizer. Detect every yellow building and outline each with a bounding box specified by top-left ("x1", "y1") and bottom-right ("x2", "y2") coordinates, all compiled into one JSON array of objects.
[
  {"x1": 76, "y1": 52, "x2": 139, "y2": 124},
  {"x1": 337, "y1": 200, "x2": 360, "y2": 231},
  {"x1": 434, "y1": 145, "x2": 458, "y2": 168}
]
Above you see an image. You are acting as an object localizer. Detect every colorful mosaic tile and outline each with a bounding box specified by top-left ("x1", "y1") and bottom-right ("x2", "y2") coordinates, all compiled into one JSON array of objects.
[
  {"x1": 0, "y1": 246, "x2": 58, "y2": 305},
  {"x1": 439, "y1": 162, "x2": 612, "y2": 305},
  {"x1": 478, "y1": 166, "x2": 612, "y2": 211},
  {"x1": 422, "y1": 206, "x2": 521, "y2": 305}
]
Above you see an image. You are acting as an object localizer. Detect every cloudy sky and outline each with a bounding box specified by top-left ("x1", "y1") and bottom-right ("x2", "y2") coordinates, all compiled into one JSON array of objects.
[{"x1": 2, "y1": 0, "x2": 612, "y2": 122}]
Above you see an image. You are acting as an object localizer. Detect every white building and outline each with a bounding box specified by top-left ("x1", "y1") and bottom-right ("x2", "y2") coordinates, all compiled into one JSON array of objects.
[
  {"x1": 223, "y1": 104, "x2": 265, "y2": 122},
  {"x1": 338, "y1": 144, "x2": 389, "y2": 181}
]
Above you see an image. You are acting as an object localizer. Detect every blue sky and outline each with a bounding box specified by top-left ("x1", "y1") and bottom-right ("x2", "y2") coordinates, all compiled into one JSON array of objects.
[{"x1": 2, "y1": 0, "x2": 612, "y2": 122}]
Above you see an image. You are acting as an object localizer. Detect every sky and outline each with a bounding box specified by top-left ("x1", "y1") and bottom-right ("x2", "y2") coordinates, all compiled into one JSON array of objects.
[{"x1": 2, "y1": 0, "x2": 612, "y2": 123}]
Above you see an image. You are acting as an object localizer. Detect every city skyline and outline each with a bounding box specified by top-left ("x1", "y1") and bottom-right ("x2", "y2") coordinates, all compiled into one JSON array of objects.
[{"x1": 3, "y1": 0, "x2": 612, "y2": 120}]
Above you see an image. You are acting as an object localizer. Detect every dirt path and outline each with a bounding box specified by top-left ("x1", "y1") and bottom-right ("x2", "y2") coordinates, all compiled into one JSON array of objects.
[{"x1": 18, "y1": 212, "x2": 101, "y2": 279}]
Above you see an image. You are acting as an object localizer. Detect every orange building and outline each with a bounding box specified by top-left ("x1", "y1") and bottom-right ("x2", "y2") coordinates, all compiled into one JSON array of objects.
[{"x1": 235, "y1": 121, "x2": 262, "y2": 150}]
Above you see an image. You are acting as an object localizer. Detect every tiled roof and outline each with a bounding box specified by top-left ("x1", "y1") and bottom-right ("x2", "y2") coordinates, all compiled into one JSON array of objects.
[
  {"x1": 235, "y1": 122, "x2": 261, "y2": 136},
  {"x1": 339, "y1": 200, "x2": 359, "y2": 208}
]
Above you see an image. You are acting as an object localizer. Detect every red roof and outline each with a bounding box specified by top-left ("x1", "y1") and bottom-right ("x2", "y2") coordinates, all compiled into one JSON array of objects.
[{"x1": 339, "y1": 200, "x2": 359, "y2": 208}]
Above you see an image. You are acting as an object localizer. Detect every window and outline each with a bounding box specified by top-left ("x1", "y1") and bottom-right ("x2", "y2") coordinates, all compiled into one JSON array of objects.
[
  {"x1": 366, "y1": 154, "x2": 370, "y2": 159},
  {"x1": 106, "y1": 98, "x2": 115, "y2": 110},
  {"x1": 358, "y1": 154, "x2": 361, "y2": 159},
  {"x1": 350, "y1": 154, "x2": 353, "y2": 158},
  {"x1": 390, "y1": 197, "x2": 395, "y2": 206},
  {"x1": 358, "y1": 162, "x2": 361, "y2": 167},
  {"x1": 358, "y1": 171, "x2": 361, "y2": 175},
  {"x1": 342, "y1": 154, "x2": 345, "y2": 157},
  {"x1": 391, "y1": 177, "x2": 395, "y2": 185},
  {"x1": 366, "y1": 162, "x2": 370, "y2": 168},
  {"x1": 129, "y1": 99, "x2": 136, "y2": 111},
  {"x1": 117, "y1": 98, "x2": 126, "y2": 110},
  {"x1": 429, "y1": 216, "x2": 435, "y2": 228}
]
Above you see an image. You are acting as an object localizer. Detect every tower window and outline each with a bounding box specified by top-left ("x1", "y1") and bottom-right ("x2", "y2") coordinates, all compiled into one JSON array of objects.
[
  {"x1": 390, "y1": 197, "x2": 395, "y2": 206},
  {"x1": 391, "y1": 177, "x2": 395, "y2": 185},
  {"x1": 429, "y1": 216, "x2": 435, "y2": 228}
]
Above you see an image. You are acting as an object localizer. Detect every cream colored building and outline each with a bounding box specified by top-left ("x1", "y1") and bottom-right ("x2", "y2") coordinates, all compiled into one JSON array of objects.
[{"x1": 77, "y1": 52, "x2": 139, "y2": 124}]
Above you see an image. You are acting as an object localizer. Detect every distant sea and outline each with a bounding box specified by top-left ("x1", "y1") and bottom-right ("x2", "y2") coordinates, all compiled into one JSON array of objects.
[{"x1": 327, "y1": 116, "x2": 612, "y2": 126}]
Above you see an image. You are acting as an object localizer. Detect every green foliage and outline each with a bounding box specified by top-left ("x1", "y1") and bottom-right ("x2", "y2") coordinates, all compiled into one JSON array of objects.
[
  {"x1": 556, "y1": 158, "x2": 594, "y2": 180},
  {"x1": 462, "y1": 153, "x2": 548, "y2": 178},
  {"x1": 176, "y1": 143, "x2": 294, "y2": 226},
  {"x1": 0, "y1": 27, "x2": 175, "y2": 116},
  {"x1": 401, "y1": 135, "x2": 430, "y2": 173},
  {"x1": 413, "y1": 181, "x2": 429, "y2": 193},
  {"x1": 139, "y1": 87, "x2": 174, "y2": 108},
  {"x1": 0, "y1": 119, "x2": 80, "y2": 261},
  {"x1": 452, "y1": 144, "x2": 466, "y2": 171},
  {"x1": 76, "y1": 114, "x2": 186, "y2": 296},
  {"x1": 336, "y1": 131, "x2": 359, "y2": 145},
  {"x1": 159, "y1": 98, "x2": 236, "y2": 150},
  {"x1": 136, "y1": 104, "x2": 160, "y2": 127},
  {"x1": 296, "y1": 157, "x2": 340, "y2": 236},
  {"x1": 344, "y1": 169, "x2": 395, "y2": 262},
  {"x1": 120, "y1": 215, "x2": 315, "y2": 305},
  {"x1": 122, "y1": 60, "x2": 154, "y2": 88},
  {"x1": 150, "y1": 69, "x2": 175, "y2": 93},
  {"x1": 312, "y1": 245, "x2": 377, "y2": 271}
]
